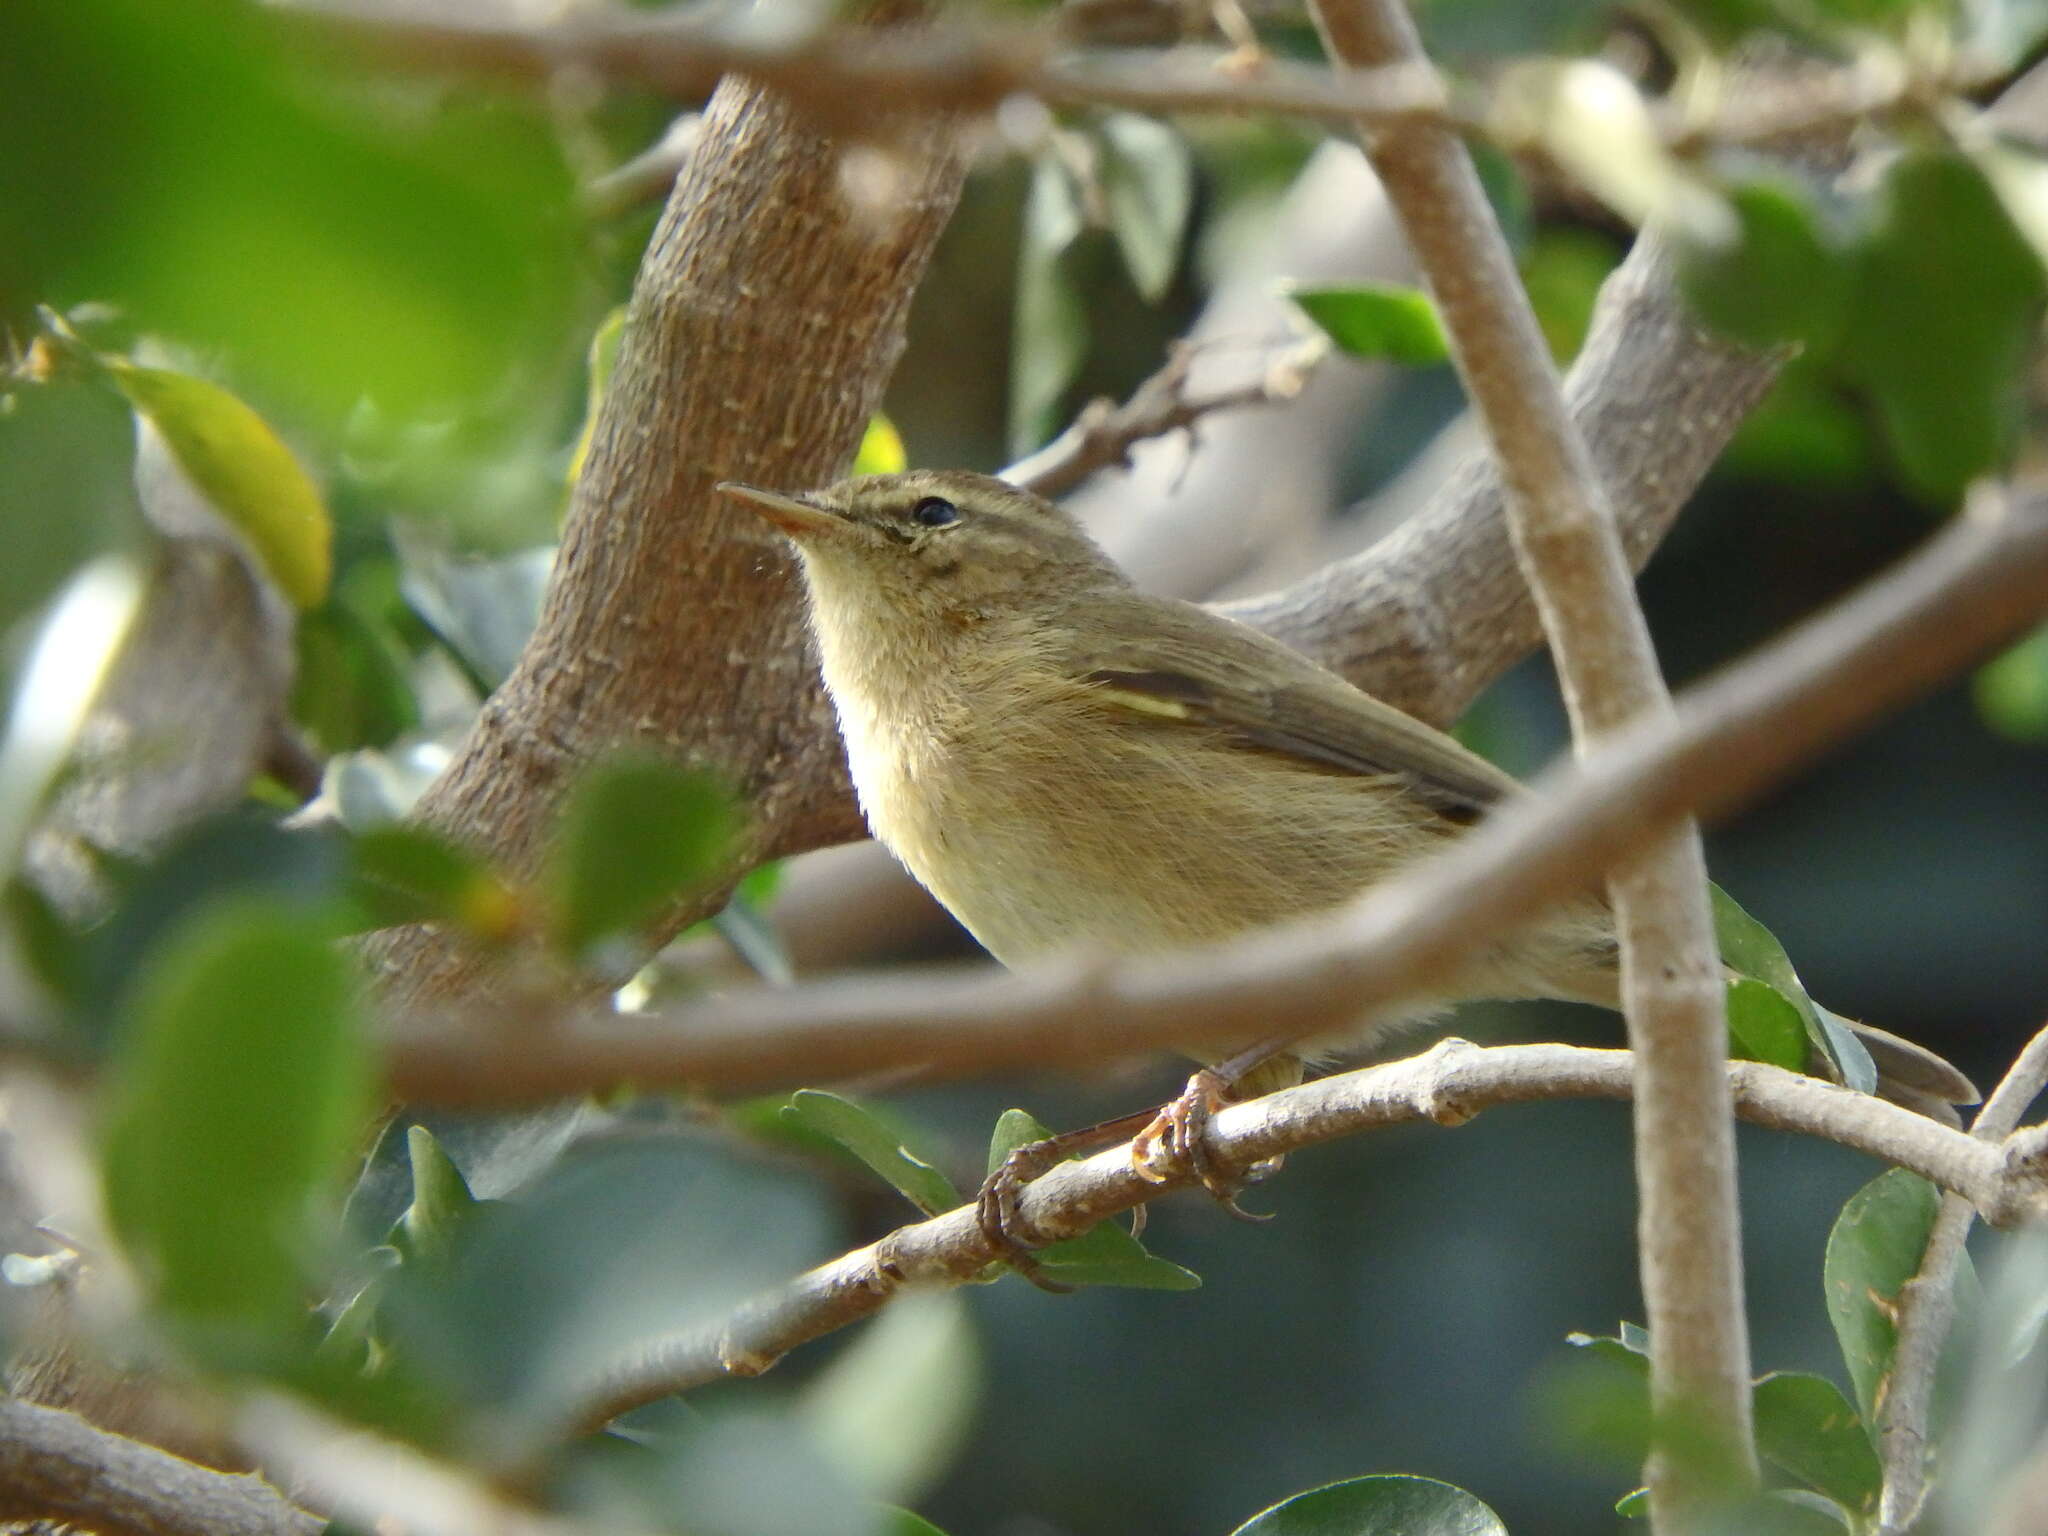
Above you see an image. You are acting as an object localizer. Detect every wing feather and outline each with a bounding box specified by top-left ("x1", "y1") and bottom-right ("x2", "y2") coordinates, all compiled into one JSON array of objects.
[{"x1": 1056, "y1": 591, "x2": 1519, "y2": 822}]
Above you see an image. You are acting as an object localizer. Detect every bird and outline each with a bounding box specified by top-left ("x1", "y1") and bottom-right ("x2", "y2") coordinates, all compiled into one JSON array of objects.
[{"x1": 717, "y1": 469, "x2": 1974, "y2": 1258}]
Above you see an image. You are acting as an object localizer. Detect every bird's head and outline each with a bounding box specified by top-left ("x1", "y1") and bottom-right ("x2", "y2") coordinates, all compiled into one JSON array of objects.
[{"x1": 717, "y1": 470, "x2": 1124, "y2": 633}]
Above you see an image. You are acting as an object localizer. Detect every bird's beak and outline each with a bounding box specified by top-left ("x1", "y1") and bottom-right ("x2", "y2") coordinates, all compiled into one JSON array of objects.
[{"x1": 715, "y1": 481, "x2": 848, "y2": 540}]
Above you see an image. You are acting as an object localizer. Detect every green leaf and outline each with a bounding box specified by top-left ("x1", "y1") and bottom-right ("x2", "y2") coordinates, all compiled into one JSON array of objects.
[
  {"x1": 1010, "y1": 153, "x2": 1089, "y2": 455},
  {"x1": 782, "y1": 1091, "x2": 961, "y2": 1217},
  {"x1": 854, "y1": 415, "x2": 909, "y2": 476},
  {"x1": 1028, "y1": 1215, "x2": 1201, "y2": 1291},
  {"x1": 1229, "y1": 1474, "x2": 1507, "y2": 1536},
  {"x1": 882, "y1": 1512, "x2": 953, "y2": 1536},
  {"x1": 1521, "y1": 228, "x2": 1621, "y2": 362},
  {"x1": 5, "y1": 3, "x2": 577, "y2": 426},
  {"x1": 1289, "y1": 284, "x2": 1450, "y2": 366},
  {"x1": 1701, "y1": 1491, "x2": 1856, "y2": 1534},
  {"x1": 1976, "y1": 623, "x2": 2048, "y2": 742},
  {"x1": 982, "y1": 1108, "x2": 1198, "y2": 1290},
  {"x1": 1825, "y1": 1168, "x2": 1942, "y2": 1423},
  {"x1": 986, "y1": 1106, "x2": 1057, "y2": 1180},
  {"x1": 107, "y1": 363, "x2": 331, "y2": 609},
  {"x1": 1098, "y1": 112, "x2": 1193, "y2": 303},
  {"x1": 1678, "y1": 178, "x2": 1848, "y2": 350},
  {"x1": 798, "y1": 1292, "x2": 979, "y2": 1501},
  {"x1": 1725, "y1": 977, "x2": 1809, "y2": 1073},
  {"x1": 1549, "y1": 1329, "x2": 1652, "y2": 1463},
  {"x1": 1710, "y1": 885, "x2": 1875, "y2": 1093},
  {"x1": 347, "y1": 823, "x2": 515, "y2": 941},
  {"x1": 5, "y1": 875, "x2": 88, "y2": 1010},
  {"x1": 292, "y1": 600, "x2": 418, "y2": 756},
  {"x1": 1616, "y1": 1487, "x2": 1649, "y2": 1518},
  {"x1": 1840, "y1": 151, "x2": 2047, "y2": 505},
  {"x1": 390, "y1": 1126, "x2": 482, "y2": 1271},
  {"x1": 545, "y1": 754, "x2": 739, "y2": 960},
  {"x1": 1568, "y1": 1322, "x2": 1651, "y2": 1366},
  {"x1": 102, "y1": 900, "x2": 371, "y2": 1346},
  {"x1": 1751, "y1": 1371, "x2": 1880, "y2": 1516}
]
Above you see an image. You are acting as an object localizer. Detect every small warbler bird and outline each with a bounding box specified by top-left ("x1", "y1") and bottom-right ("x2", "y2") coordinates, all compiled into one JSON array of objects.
[{"x1": 718, "y1": 470, "x2": 1971, "y2": 1142}]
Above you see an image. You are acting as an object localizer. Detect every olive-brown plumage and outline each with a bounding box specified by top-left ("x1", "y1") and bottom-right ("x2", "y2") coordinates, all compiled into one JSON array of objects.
[{"x1": 719, "y1": 470, "x2": 1972, "y2": 1111}]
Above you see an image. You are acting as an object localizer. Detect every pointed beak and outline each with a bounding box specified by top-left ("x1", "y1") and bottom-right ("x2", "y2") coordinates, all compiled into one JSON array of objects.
[{"x1": 715, "y1": 481, "x2": 848, "y2": 540}]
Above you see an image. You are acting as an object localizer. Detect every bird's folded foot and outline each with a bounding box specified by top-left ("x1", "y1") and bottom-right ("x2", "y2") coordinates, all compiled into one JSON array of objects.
[
  {"x1": 975, "y1": 1138, "x2": 1078, "y2": 1294},
  {"x1": 1131, "y1": 1068, "x2": 1274, "y2": 1224}
]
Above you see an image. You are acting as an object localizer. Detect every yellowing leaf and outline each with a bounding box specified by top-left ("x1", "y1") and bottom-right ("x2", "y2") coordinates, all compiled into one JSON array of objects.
[
  {"x1": 567, "y1": 305, "x2": 627, "y2": 489},
  {"x1": 109, "y1": 363, "x2": 331, "y2": 609},
  {"x1": 854, "y1": 414, "x2": 908, "y2": 476}
]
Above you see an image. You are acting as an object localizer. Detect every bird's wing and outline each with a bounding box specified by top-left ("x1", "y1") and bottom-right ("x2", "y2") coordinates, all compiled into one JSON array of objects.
[{"x1": 1053, "y1": 590, "x2": 1521, "y2": 823}]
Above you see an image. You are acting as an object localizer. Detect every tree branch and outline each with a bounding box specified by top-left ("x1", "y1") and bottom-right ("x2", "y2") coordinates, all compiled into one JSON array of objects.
[
  {"x1": 553, "y1": 1040, "x2": 2021, "y2": 1437},
  {"x1": 1877, "y1": 1019, "x2": 2048, "y2": 1534},
  {"x1": 284, "y1": 3, "x2": 1452, "y2": 136},
  {"x1": 381, "y1": 481, "x2": 2048, "y2": 1104},
  {"x1": 358, "y1": 47, "x2": 971, "y2": 1010},
  {"x1": 1305, "y1": 1, "x2": 1750, "y2": 1511},
  {"x1": 0, "y1": 1396, "x2": 320, "y2": 1536},
  {"x1": 1225, "y1": 231, "x2": 1785, "y2": 728},
  {"x1": 1003, "y1": 337, "x2": 1323, "y2": 501}
]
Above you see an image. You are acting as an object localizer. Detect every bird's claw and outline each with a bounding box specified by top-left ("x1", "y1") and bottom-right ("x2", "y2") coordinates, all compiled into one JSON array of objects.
[
  {"x1": 1130, "y1": 1068, "x2": 1273, "y2": 1223},
  {"x1": 974, "y1": 1141, "x2": 1076, "y2": 1294}
]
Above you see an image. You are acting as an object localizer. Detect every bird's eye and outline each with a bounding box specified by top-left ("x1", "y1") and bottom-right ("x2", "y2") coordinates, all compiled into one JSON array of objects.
[{"x1": 910, "y1": 496, "x2": 960, "y2": 529}]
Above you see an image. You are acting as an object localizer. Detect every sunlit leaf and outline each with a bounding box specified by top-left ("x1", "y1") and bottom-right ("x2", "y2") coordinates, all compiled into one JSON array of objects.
[
  {"x1": 782, "y1": 1090, "x2": 961, "y2": 1217},
  {"x1": 1289, "y1": 284, "x2": 1450, "y2": 366},
  {"x1": 853, "y1": 415, "x2": 909, "y2": 476},
  {"x1": 1098, "y1": 112, "x2": 1194, "y2": 303},
  {"x1": 567, "y1": 305, "x2": 627, "y2": 488},
  {"x1": 1229, "y1": 1474, "x2": 1507, "y2": 1536},
  {"x1": 109, "y1": 363, "x2": 331, "y2": 609},
  {"x1": 102, "y1": 900, "x2": 371, "y2": 1348}
]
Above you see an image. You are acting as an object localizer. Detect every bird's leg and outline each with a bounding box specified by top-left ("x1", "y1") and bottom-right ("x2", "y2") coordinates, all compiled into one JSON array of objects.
[
  {"x1": 974, "y1": 1106, "x2": 1165, "y2": 1294},
  {"x1": 1130, "y1": 1037, "x2": 1301, "y2": 1220}
]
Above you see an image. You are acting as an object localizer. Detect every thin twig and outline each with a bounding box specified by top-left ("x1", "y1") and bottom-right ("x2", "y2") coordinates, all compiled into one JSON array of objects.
[
  {"x1": 1307, "y1": 0, "x2": 1751, "y2": 1511},
  {"x1": 553, "y1": 1040, "x2": 2019, "y2": 1438},
  {"x1": 1877, "y1": 1021, "x2": 2048, "y2": 1534},
  {"x1": 579, "y1": 113, "x2": 701, "y2": 217},
  {"x1": 1003, "y1": 338, "x2": 1323, "y2": 499},
  {"x1": 0, "y1": 1396, "x2": 320, "y2": 1536},
  {"x1": 382, "y1": 483, "x2": 2048, "y2": 1104},
  {"x1": 281, "y1": 3, "x2": 1454, "y2": 136}
]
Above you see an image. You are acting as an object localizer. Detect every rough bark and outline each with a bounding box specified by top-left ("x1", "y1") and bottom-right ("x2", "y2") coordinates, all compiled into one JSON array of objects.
[{"x1": 362, "y1": 78, "x2": 968, "y2": 1007}]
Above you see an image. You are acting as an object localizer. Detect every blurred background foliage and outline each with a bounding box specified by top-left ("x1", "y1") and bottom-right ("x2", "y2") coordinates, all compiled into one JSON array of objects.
[{"x1": 4, "y1": 0, "x2": 2048, "y2": 1532}]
